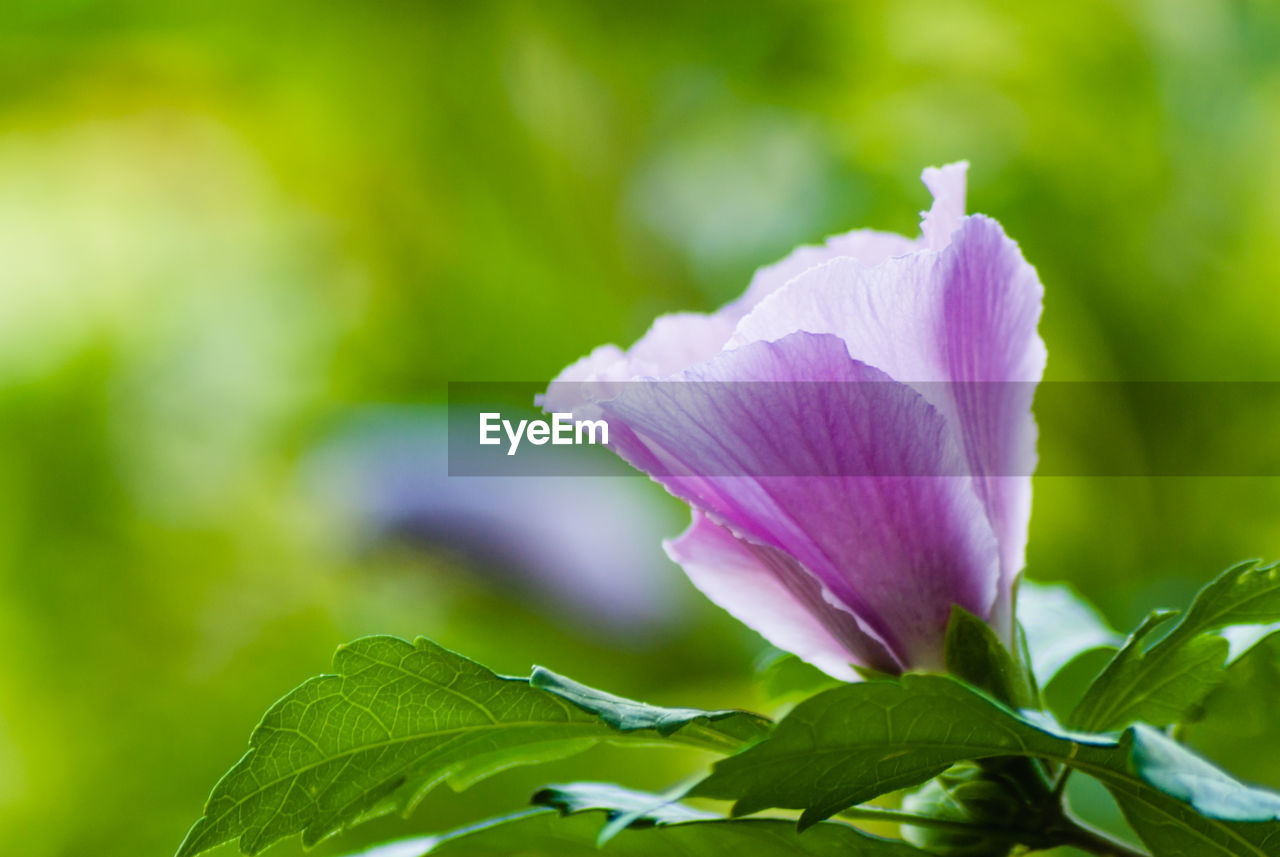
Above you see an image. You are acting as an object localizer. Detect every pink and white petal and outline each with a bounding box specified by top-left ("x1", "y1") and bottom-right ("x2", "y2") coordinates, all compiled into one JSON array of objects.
[
  {"x1": 546, "y1": 163, "x2": 973, "y2": 412},
  {"x1": 921, "y1": 161, "x2": 970, "y2": 250},
  {"x1": 601, "y1": 332, "x2": 1001, "y2": 669},
  {"x1": 730, "y1": 162, "x2": 973, "y2": 315},
  {"x1": 729, "y1": 229, "x2": 917, "y2": 315},
  {"x1": 666, "y1": 513, "x2": 896, "y2": 679},
  {"x1": 727, "y1": 216, "x2": 1045, "y2": 638},
  {"x1": 542, "y1": 312, "x2": 738, "y2": 416},
  {"x1": 624, "y1": 312, "x2": 740, "y2": 378}
]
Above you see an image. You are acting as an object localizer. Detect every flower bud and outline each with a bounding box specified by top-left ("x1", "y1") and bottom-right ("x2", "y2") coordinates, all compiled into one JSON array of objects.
[{"x1": 900, "y1": 762, "x2": 1031, "y2": 857}]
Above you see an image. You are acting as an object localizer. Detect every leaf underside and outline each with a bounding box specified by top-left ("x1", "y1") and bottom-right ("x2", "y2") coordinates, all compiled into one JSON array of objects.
[
  {"x1": 177, "y1": 636, "x2": 766, "y2": 857},
  {"x1": 530, "y1": 666, "x2": 771, "y2": 751},
  {"x1": 1016, "y1": 577, "x2": 1122, "y2": 686}
]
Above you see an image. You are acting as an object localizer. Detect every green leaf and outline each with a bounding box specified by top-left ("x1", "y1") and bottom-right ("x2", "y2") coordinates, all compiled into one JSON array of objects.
[
  {"x1": 1068, "y1": 609, "x2": 1206, "y2": 730},
  {"x1": 1181, "y1": 632, "x2": 1280, "y2": 784},
  {"x1": 1017, "y1": 578, "x2": 1121, "y2": 686},
  {"x1": 1105, "y1": 776, "x2": 1280, "y2": 857},
  {"x1": 429, "y1": 812, "x2": 929, "y2": 856},
  {"x1": 1222, "y1": 624, "x2": 1280, "y2": 665},
  {"x1": 178, "y1": 637, "x2": 767, "y2": 857},
  {"x1": 1070, "y1": 560, "x2": 1280, "y2": 732},
  {"x1": 339, "y1": 835, "x2": 436, "y2": 857},
  {"x1": 944, "y1": 604, "x2": 1035, "y2": 707},
  {"x1": 692, "y1": 673, "x2": 1280, "y2": 855},
  {"x1": 693, "y1": 674, "x2": 1105, "y2": 828},
  {"x1": 338, "y1": 782, "x2": 934, "y2": 856},
  {"x1": 531, "y1": 782, "x2": 715, "y2": 826},
  {"x1": 755, "y1": 651, "x2": 844, "y2": 704},
  {"x1": 531, "y1": 667, "x2": 771, "y2": 752},
  {"x1": 411, "y1": 794, "x2": 931, "y2": 856},
  {"x1": 1129, "y1": 725, "x2": 1280, "y2": 820},
  {"x1": 1128, "y1": 635, "x2": 1280, "y2": 856}
]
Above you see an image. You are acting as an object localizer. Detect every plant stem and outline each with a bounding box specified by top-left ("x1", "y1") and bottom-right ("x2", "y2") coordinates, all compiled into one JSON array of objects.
[
  {"x1": 839, "y1": 808, "x2": 977, "y2": 833},
  {"x1": 839, "y1": 806, "x2": 1055, "y2": 848},
  {"x1": 1049, "y1": 766, "x2": 1073, "y2": 801},
  {"x1": 838, "y1": 806, "x2": 1006, "y2": 835},
  {"x1": 1055, "y1": 814, "x2": 1151, "y2": 857},
  {"x1": 838, "y1": 804, "x2": 1150, "y2": 857}
]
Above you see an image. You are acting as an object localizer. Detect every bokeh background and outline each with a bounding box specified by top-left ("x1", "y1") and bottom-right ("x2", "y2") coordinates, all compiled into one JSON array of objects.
[{"x1": 3, "y1": 2, "x2": 1279, "y2": 855}]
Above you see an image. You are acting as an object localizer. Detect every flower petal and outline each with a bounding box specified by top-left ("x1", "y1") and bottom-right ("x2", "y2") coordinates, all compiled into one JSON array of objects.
[
  {"x1": 730, "y1": 229, "x2": 917, "y2": 314},
  {"x1": 544, "y1": 164, "x2": 969, "y2": 400},
  {"x1": 542, "y1": 312, "x2": 738, "y2": 417},
  {"x1": 727, "y1": 216, "x2": 1045, "y2": 637},
  {"x1": 665, "y1": 512, "x2": 896, "y2": 679},
  {"x1": 731, "y1": 162, "x2": 972, "y2": 312},
  {"x1": 921, "y1": 161, "x2": 969, "y2": 249},
  {"x1": 600, "y1": 331, "x2": 1000, "y2": 669}
]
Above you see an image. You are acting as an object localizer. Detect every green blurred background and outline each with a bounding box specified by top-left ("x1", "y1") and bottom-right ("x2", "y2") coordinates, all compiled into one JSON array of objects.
[{"x1": 3, "y1": 1, "x2": 1279, "y2": 854}]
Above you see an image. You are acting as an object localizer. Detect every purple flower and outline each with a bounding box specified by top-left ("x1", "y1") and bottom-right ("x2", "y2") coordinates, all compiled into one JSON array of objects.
[
  {"x1": 302, "y1": 408, "x2": 688, "y2": 637},
  {"x1": 544, "y1": 164, "x2": 1045, "y2": 679}
]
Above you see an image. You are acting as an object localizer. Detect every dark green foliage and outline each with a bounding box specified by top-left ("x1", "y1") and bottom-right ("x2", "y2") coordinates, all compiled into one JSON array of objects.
[
  {"x1": 1070, "y1": 560, "x2": 1280, "y2": 731},
  {"x1": 693, "y1": 673, "x2": 1280, "y2": 855}
]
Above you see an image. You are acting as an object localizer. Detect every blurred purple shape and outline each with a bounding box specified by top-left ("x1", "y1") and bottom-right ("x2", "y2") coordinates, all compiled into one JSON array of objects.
[{"x1": 303, "y1": 407, "x2": 685, "y2": 637}]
